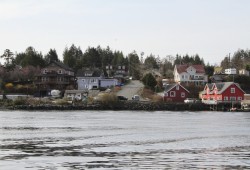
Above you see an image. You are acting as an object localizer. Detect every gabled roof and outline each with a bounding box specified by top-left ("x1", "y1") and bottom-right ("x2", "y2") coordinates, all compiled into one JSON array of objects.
[
  {"x1": 164, "y1": 83, "x2": 189, "y2": 93},
  {"x1": 202, "y1": 82, "x2": 245, "y2": 95},
  {"x1": 50, "y1": 61, "x2": 74, "y2": 72},
  {"x1": 175, "y1": 64, "x2": 205, "y2": 74}
]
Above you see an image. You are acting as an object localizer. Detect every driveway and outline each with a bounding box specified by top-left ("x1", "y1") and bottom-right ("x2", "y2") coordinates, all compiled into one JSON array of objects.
[{"x1": 116, "y1": 80, "x2": 144, "y2": 100}]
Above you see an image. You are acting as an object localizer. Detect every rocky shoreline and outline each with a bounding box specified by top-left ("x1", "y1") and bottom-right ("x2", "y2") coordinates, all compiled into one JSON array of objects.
[{"x1": 5, "y1": 101, "x2": 241, "y2": 111}]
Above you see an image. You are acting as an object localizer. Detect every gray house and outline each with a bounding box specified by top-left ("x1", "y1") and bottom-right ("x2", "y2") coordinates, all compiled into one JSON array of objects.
[
  {"x1": 76, "y1": 69, "x2": 102, "y2": 90},
  {"x1": 76, "y1": 68, "x2": 118, "y2": 90},
  {"x1": 100, "y1": 78, "x2": 118, "y2": 88}
]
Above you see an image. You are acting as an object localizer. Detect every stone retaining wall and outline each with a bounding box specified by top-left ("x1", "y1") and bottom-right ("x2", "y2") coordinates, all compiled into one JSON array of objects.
[{"x1": 8, "y1": 101, "x2": 225, "y2": 111}]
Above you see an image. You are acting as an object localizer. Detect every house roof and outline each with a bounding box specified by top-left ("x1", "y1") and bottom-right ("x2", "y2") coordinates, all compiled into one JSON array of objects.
[
  {"x1": 76, "y1": 68, "x2": 103, "y2": 77},
  {"x1": 51, "y1": 61, "x2": 74, "y2": 72},
  {"x1": 202, "y1": 82, "x2": 245, "y2": 95},
  {"x1": 176, "y1": 64, "x2": 205, "y2": 74},
  {"x1": 164, "y1": 83, "x2": 189, "y2": 93},
  {"x1": 214, "y1": 67, "x2": 223, "y2": 73},
  {"x1": 210, "y1": 75, "x2": 223, "y2": 81}
]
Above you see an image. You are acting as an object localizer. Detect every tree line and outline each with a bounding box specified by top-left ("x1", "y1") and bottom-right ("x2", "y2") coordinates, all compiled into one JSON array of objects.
[
  {"x1": 220, "y1": 49, "x2": 250, "y2": 71},
  {"x1": 1, "y1": 45, "x2": 250, "y2": 83}
]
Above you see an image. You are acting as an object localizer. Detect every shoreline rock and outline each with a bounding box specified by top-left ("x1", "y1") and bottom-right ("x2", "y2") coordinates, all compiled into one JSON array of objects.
[{"x1": 5, "y1": 101, "x2": 241, "y2": 112}]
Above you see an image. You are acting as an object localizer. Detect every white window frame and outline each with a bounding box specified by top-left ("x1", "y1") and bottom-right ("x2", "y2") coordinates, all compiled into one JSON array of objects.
[
  {"x1": 231, "y1": 88, "x2": 235, "y2": 93},
  {"x1": 58, "y1": 69, "x2": 63, "y2": 74},
  {"x1": 224, "y1": 96, "x2": 228, "y2": 101},
  {"x1": 238, "y1": 97, "x2": 242, "y2": 101},
  {"x1": 181, "y1": 92, "x2": 185, "y2": 98},
  {"x1": 170, "y1": 91, "x2": 176, "y2": 97},
  {"x1": 176, "y1": 85, "x2": 179, "y2": 90},
  {"x1": 230, "y1": 97, "x2": 236, "y2": 101}
]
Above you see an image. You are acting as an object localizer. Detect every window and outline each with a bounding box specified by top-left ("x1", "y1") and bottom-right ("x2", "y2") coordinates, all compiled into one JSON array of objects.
[
  {"x1": 57, "y1": 77, "x2": 63, "y2": 82},
  {"x1": 238, "y1": 97, "x2": 242, "y2": 101},
  {"x1": 176, "y1": 85, "x2": 179, "y2": 90},
  {"x1": 43, "y1": 69, "x2": 47, "y2": 74},
  {"x1": 170, "y1": 91, "x2": 176, "y2": 97},
  {"x1": 182, "y1": 75, "x2": 184, "y2": 79},
  {"x1": 42, "y1": 77, "x2": 49, "y2": 82},
  {"x1": 90, "y1": 79, "x2": 97, "y2": 83},
  {"x1": 82, "y1": 79, "x2": 85, "y2": 82},
  {"x1": 181, "y1": 92, "x2": 185, "y2": 98},
  {"x1": 58, "y1": 69, "x2": 63, "y2": 74},
  {"x1": 231, "y1": 88, "x2": 235, "y2": 93},
  {"x1": 224, "y1": 96, "x2": 228, "y2": 101},
  {"x1": 230, "y1": 97, "x2": 236, "y2": 101}
]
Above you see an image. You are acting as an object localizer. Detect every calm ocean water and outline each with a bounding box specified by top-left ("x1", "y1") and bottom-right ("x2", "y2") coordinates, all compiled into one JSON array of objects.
[{"x1": 0, "y1": 110, "x2": 250, "y2": 169}]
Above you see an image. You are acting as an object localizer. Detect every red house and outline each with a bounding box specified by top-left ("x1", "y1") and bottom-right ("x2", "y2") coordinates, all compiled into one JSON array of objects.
[
  {"x1": 163, "y1": 83, "x2": 190, "y2": 102},
  {"x1": 201, "y1": 82, "x2": 245, "y2": 104}
]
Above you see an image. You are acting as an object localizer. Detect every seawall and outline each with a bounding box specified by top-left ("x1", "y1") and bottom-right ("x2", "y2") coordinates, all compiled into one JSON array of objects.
[{"x1": 8, "y1": 101, "x2": 241, "y2": 111}]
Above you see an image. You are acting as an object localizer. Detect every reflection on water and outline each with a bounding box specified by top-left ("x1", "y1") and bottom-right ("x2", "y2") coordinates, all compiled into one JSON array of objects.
[{"x1": 0, "y1": 111, "x2": 250, "y2": 169}]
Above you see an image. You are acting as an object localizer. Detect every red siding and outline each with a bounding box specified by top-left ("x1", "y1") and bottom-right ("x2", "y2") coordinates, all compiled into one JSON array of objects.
[
  {"x1": 164, "y1": 85, "x2": 189, "y2": 102},
  {"x1": 201, "y1": 83, "x2": 245, "y2": 102},
  {"x1": 221, "y1": 84, "x2": 245, "y2": 101}
]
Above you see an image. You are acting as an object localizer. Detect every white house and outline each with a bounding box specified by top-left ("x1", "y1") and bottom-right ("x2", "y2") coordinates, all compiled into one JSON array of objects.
[
  {"x1": 225, "y1": 68, "x2": 237, "y2": 75},
  {"x1": 174, "y1": 64, "x2": 208, "y2": 85},
  {"x1": 64, "y1": 90, "x2": 88, "y2": 101},
  {"x1": 239, "y1": 69, "x2": 249, "y2": 76}
]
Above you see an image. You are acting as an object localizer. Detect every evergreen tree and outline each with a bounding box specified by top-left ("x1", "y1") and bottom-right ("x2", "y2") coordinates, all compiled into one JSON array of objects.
[
  {"x1": 15, "y1": 47, "x2": 45, "y2": 68},
  {"x1": 144, "y1": 54, "x2": 159, "y2": 69},
  {"x1": 1, "y1": 49, "x2": 15, "y2": 72},
  {"x1": 142, "y1": 73, "x2": 157, "y2": 90},
  {"x1": 63, "y1": 44, "x2": 83, "y2": 71},
  {"x1": 128, "y1": 51, "x2": 141, "y2": 79},
  {"x1": 44, "y1": 49, "x2": 59, "y2": 64},
  {"x1": 82, "y1": 47, "x2": 102, "y2": 68}
]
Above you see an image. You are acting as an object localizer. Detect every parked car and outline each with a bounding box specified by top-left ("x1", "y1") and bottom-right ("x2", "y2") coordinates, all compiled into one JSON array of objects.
[
  {"x1": 184, "y1": 98, "x2": 196, "y2": 103},
  {"x1": 132, "y1": 95, "x2": 140, "y2": 101},
  {"x1": 117, "y1": 96, "x2": 128, "y2": 101}
]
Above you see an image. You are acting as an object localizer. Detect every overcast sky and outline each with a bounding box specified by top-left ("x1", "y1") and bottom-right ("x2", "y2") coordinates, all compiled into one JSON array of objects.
[{"x1": 1, "y1": 0, "x2": 250, "y2": 65}]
